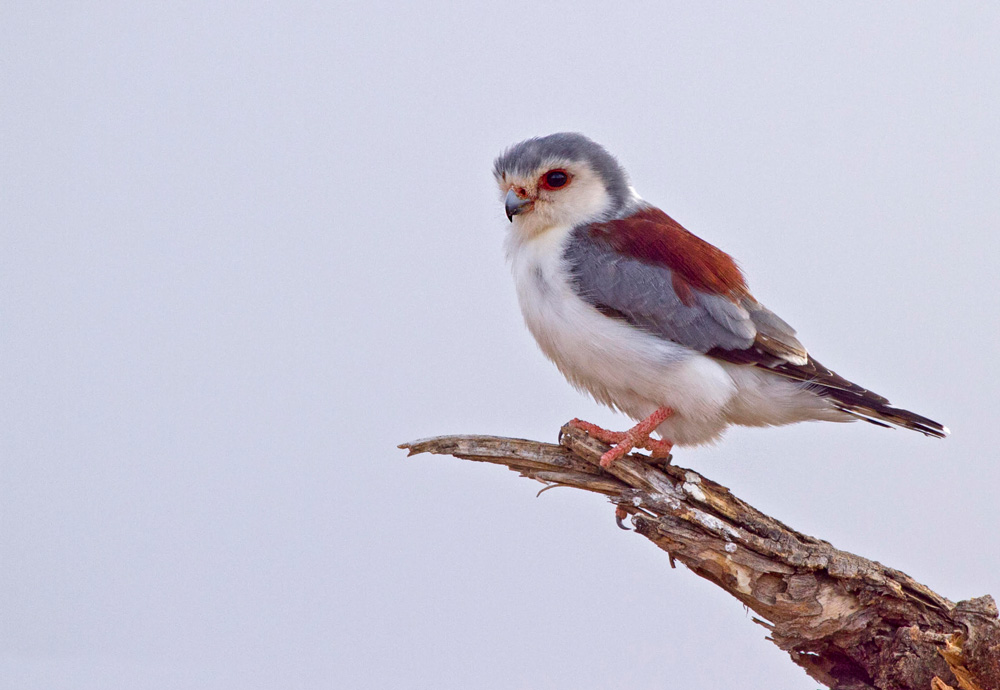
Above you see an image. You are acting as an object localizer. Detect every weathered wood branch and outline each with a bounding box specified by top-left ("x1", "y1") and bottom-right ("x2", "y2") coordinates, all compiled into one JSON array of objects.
[{"x1": 400, "y1": 426, "x2": 1000, "y2": 690}]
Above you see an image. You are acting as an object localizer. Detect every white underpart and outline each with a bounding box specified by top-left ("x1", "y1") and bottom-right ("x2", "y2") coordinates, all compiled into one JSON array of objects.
[{"x1": 504, "y1": 181, "x2": 847, "y2": 446}]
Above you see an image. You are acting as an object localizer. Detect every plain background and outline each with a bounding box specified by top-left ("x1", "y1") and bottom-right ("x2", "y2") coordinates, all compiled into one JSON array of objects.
[{"x1": 2, "y1": 3, "x2": 998, "y2": 688}]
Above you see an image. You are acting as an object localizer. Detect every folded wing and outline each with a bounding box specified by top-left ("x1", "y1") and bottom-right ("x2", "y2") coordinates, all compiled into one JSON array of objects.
[{"x1": 564, "y1": 206, "x2": 947, "y2": 438}]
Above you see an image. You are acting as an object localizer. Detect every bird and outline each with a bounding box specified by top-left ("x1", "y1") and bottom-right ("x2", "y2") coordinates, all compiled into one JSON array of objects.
[{"x1": 493, "y1": 132, "x2": 947, "y2": 468}]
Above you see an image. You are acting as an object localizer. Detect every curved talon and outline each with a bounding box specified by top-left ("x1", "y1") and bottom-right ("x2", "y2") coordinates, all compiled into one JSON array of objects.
[
  {"x1": 535, "y1": 483, "x2": 565, "y2": 498},
  {"x1": 615, "y1": 505, "x2": 631, "y2": 530}
]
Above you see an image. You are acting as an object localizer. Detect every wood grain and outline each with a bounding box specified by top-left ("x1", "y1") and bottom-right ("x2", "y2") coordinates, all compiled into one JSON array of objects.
[{"x1": 400, "y1": 425, "x2": 999, "y2": 690}]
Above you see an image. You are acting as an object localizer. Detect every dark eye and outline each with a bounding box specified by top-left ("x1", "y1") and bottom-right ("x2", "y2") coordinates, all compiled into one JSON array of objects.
[{"x1": 541, "y1": 169, "x2": 570, "y2": 189}]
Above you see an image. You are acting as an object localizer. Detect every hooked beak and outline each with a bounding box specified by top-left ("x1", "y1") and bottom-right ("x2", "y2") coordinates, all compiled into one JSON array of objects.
[{"x1": 504, "y1": 188, "x2": 533, "y2": 222}]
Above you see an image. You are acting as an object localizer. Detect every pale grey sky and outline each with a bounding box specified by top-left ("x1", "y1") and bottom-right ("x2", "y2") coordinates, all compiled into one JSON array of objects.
[{"x1": 2, "y1": 2, "x2": 998, "y2": 689}]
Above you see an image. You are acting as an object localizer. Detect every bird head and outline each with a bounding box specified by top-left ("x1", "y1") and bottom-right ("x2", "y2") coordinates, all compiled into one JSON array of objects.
[{"x1": 493, "y1": 133, "x2": 633, "y2": 237}]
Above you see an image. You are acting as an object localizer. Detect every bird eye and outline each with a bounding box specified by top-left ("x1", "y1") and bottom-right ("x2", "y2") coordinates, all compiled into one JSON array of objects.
[{"x1": 541, "y1": 169, "x2": 570, "y2": 190}]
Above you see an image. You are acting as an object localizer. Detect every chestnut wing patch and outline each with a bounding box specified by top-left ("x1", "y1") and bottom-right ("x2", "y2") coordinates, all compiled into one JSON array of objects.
[
  {"x1": 564, "y1": 221, "x2": 757, "y2": 354},
  {"x1": 574, "y1": 206, "x2": 816, "y2": 367},
  {"x1": 590, "y1": 206, "x2": 748, "y2": 297},
  {"x1": 565, "y1": 209, "x2": 814, "y2": 361},
  {"x1": 563, "y1": 210, "x2": 947, "y2": 437}
]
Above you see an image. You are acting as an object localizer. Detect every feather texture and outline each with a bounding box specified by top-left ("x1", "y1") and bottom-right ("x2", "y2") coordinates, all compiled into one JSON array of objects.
[
  {"x1": 495, "y1": 132, "x2": 947, "y2": 443},
  {"x1": 587, "y1": 206, "x2": 748, "y2": 298},
  {"x1": 564, "y1": 204, "x2": 947, "y2": 439}
]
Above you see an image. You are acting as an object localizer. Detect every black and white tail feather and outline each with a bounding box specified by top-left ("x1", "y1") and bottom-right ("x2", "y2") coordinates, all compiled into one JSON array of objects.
[
  {"x1": 702, "y1": 304, "x2": 948, "y2": 439},
  {"x1": 775, "y1": 355, "x2": 948, "y2": 438}
]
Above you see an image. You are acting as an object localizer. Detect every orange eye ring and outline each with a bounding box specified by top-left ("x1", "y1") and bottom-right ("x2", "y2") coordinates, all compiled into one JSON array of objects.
[{"x1": 539, "y1": 169, "x2": 571, "y2": 190}]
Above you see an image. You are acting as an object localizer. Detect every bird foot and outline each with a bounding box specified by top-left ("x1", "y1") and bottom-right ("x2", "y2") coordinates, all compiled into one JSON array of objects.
[
  {"x1": 567, "y1": 418, "x2": 629, "y2": 445},
  {"x1": 569, "y1": 407, "x2": 674, "y2": 467}
]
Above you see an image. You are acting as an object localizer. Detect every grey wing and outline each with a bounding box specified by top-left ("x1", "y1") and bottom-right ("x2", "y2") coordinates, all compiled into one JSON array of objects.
[
  {"x1": 564, "y1": 226, "x2": 808, "y2": 365},
  {"x1": 563, "y1": 228, "x2": 755, "y2": 353},
  {"x1": 561, "y1": 227, "x2": 948, "y2": 438},
  {"x1": 563, "y1": 226, "x2": 948, "y2": 438},
  {"x1": 738, "y1": 300, "x2": 809, "y2": 366}
]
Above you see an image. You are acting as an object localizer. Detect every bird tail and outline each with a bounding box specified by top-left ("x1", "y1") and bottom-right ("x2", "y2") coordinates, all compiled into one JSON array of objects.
[
  {"x1": 828, "y1": 397, "x2": 949, "y2": 438},
  {"x1": 775, "y1": 356, "x2": 949, "y2": 439}
]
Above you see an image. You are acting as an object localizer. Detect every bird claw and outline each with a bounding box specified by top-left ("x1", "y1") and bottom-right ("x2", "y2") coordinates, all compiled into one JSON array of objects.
[
  {"x1": 615, "y1": 504, "x2": 631, "y2": 530},
  {"x1": 568, "y1": 418, "x2": 628, "y2": 444},
  {"x1": 569, "y1": 408, "x2": 675, "y2": 468}
]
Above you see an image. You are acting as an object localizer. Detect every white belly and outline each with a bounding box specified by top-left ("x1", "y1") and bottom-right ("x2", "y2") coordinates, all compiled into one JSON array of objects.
[
  {"x1": 509, "y1": 228, "x2": 741, "y2": 445},
  {"x1": 507, "y1": 226, "x2": 849, "y2": 445}
]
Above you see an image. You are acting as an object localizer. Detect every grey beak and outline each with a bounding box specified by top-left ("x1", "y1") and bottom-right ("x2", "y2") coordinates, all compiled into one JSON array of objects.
[{"x1": 504, "y1": 189, "x2": 532, "y2": 222}]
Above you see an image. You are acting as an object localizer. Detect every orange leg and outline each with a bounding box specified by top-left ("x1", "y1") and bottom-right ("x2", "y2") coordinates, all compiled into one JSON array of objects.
[
  {"x1": 569, "y1": 407, "x2": 674, "y2": 467},
  {"x1": 567, "y1": 418, "x2": 628, "y2": 445}
]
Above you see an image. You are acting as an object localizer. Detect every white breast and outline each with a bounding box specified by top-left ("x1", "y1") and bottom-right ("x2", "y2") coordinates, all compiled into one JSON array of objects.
[{"x1": 507, "y1": 226, "x2": 742, "y2": 446}]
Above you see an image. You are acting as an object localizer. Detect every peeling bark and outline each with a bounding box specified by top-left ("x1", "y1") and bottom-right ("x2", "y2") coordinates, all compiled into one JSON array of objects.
[{"x1": 400, "y1": 426, "x2": 1000, "y2": 690}]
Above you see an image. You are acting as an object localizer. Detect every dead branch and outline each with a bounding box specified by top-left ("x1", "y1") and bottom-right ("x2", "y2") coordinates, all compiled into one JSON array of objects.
[{"x1": 400, "y1": 425, "x2": 1000, "y2": 690}]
